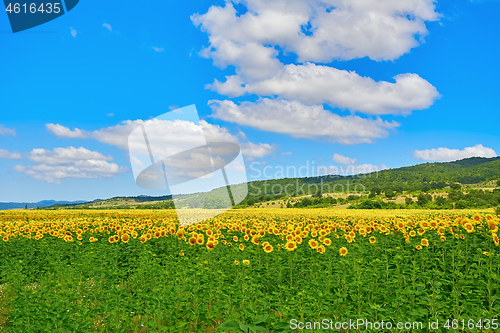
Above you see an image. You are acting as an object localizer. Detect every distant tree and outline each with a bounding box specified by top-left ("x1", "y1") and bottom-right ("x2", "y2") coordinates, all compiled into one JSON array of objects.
[
  {"x1": 421, "y1": 184, "x2": 431, "y2": 193},
  {"x1": 405, "y1": 197, "x2": 414, "y2": 206},
  {"x1": 417, "y1": 193, "x2": 432, "y2": 206},
  {"x1": 435, "y1": 196, "x2": 446, "y2": 206},
  {"x1": 497, "y1": 180, "x2": 500, "y2": 187},
  {"x1": 385, "y1": 190, "x2": 396, "y2": 199},
  {"x1": 450, "y1": 183, "x2": 462, "y2": 191},
  {"x1": 368, "y1": 191, "x2": 376, "y2": 198},
  {"x1": 312, "y1": 189, "x2": 323, "y2": 198},
  {"x1": 371, "y1": 187, "x2": 382, "y2": 195},
  {"x1": 496, "y1": 206, "x2": 500, "y2": 216}
]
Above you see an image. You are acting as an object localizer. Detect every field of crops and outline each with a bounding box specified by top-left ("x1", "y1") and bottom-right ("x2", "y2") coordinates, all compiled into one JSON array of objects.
[{"x1": 0, "y1": 208, "x2": 499, "y2": 332}]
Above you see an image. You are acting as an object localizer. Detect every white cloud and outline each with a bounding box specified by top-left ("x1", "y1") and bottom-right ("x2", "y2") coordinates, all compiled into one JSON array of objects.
[
  {"x1": 192, "y1": 0, "x2": 441, "y2": 142},
  {"x1": 412, "y1": 144, "x2": 497, "y2": 162},
  {"x1": 192, "y1": 0, "x2": 440, "y2": 78},
  {"x1": 281, "y1": 151, "x2": 292, "y2": 156},
  {"x1": 14, "y1": 147, "x2": 125, "y2": 184},
  {"x1": 28, "y1": 146, "x2": 113, "y2": 165},
  {"x1": 332, "y1": 153, "x2": 357, "y2": 165},
  {"x1": 70, "y1": 27, "x2": 77, "y2": 38},
  {"x1": 152, "y1": 47, "x2": 164, "y2": 52},
  {"x1": 209, "y1": 63, "x2": 440, "y2": 116},
  {"x1": 209, "y1": 98, "x2": 399, "y2": 144},
  {"x1": 47, "y1": 120, "x2": 276, "y2": 160},
  {"x1": 46, "y1": 123, "x2": 87, "y2": 139},
  {"x1": 0, "y1": 124, "x2": 16, "y2": 136},
  {"x1": 106, "y1": 113, "x2": 114, "y2": 117},
  {"x1": 240, "y1": 142, "x2": 275, "y2": 158},
  {"x1": 103, "y1": 23, "x2": 112, "y2": 31},
  {"x1": 0, "y1": 149, "x2": 21, "y2": 160}
]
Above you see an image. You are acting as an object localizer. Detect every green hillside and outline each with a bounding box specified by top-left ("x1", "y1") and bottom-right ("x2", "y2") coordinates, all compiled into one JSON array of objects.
[{"x1": 50, "y1": 157, "x2": 500, "y2": 211}]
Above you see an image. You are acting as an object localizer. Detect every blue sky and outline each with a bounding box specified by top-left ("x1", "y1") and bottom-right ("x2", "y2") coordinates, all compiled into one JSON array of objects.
[{"x1": 0, "y1": 0, "x2": 499, "y2": 202}]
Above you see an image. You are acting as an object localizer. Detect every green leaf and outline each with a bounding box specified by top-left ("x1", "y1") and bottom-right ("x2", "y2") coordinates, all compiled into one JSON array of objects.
[
  {"x1": 218, "y1": 320, "x2": 242, "y2": 331},
  {"x1": 253, "y1": 314, "x2": 269, "y2": 324}
]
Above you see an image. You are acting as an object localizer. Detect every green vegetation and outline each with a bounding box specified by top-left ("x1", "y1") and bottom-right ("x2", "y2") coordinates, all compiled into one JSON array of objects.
[{"x1": 44, "y1": 157, "x2": 500, "y2": 211}]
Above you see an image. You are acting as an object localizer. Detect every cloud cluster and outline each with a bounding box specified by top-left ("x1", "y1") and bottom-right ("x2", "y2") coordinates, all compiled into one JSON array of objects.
[
  {"x1": 332, "y1": 153, "x2": 357, "y2": 165},
  {"x1": 47, "y1": 119, "x2": 276, "y2": 159},
  {"x1": 209, "y1": 98, "x2": 399, "y2": 144},
  {"x1": 209, "y1": 63, "x2": 440, "y2": 116},
  {"x1": 193, "y1": 0, "x2": 441, "y2": 142},
  {"x1": 14, "y1": 147, "x2": 125, "y2": 184},
  {"x1": 412, "y1": 144, "x2": 497, "y2": 162},
  {"x1": 0, "y1": 149, "x2": 21, "y2": 160},
  {"x1": 0, "y1": 124, "x2": 16, "y2": 136},
  {"x1": 193, "y1": 0, "x2": 439, "y2": 69}
]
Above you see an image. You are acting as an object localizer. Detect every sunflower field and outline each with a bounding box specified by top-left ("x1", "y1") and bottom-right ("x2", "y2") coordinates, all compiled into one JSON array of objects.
[{"x1": 0, "y1": 208, "x2": 499, "y2": 332}]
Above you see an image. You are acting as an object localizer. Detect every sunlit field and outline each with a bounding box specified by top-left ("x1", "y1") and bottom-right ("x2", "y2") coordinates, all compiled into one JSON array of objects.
[{"x1": 1, "y1": 208, "x2": 499, "y2": 332}]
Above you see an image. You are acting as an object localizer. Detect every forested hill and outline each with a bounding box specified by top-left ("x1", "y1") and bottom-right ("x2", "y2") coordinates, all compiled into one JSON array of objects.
[
  {"x1": 230, "y1": 156, "x2": 500, "y2": 206},
  {"x1": 43, "y1": 157, "x2": 500, "y2": 210}
]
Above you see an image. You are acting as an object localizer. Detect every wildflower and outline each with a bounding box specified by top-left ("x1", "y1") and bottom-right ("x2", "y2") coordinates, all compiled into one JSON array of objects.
[
  {"x1": 440, "y1": 236, "x2": 446, "y2": 242},
  {"x1": 317, "y1": 245, "x2": 325, "y2": 254},
  {"x1": 421, "y1": 238, "x2": 429, "y2": 247},
  {"x1": 339, "y1": 247, "x2": 348, "y2": 256},
  {"x1": 484, "y1": 251, "x2": 490, "y2": 256},
  {"x1": 121, "y1": 234, "x2": 130, "y2": 243},
  {"x1": 308, "y1": 239, "x2": 319, "y2": 249},
  {"x1": 243, "y1": 260, "x2": 250, "y2": 265},
  {"x1": 234, "y1": 260, "x2": 239, "y2": 266},
  {"x1": 369, "y1": 236, "x2": 376, "y2": 244},
  {"x1": 285, "y1": 241, "x2": 297, "y2": 252},
  {"x1": 264, "y1": 244, "x2": 274, "y2": 253},
  {"x1": 464, "y1": 223, "x2": 474, "y2": 233},
  {"x1": 206, "y1": 241, "x2": 215, "y2": 250},
  {"x1": 239, "y1": 244, "x2": 244, "y2": 251},
  {"x1": 416, "y1": 245, "x2": 422, "y2": 250}
]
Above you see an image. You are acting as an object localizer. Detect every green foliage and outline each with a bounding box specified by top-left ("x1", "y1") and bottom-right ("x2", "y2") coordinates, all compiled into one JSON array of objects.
[
  {"x1": 417, "y1": 193, "x2": 432, "y2": 206},
  {"x1": 1, "y1": 210, "x2": 500, "y2": 331},
  {"x1": 385, "y1": 189, "x2": 396, "y2": 199},
  {"x1": 348, "y1": 199, "x2": 404, "y2": 209}
]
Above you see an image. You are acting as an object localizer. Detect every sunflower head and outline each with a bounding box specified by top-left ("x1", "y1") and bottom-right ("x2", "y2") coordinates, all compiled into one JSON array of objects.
[{"x1": 285, "y1": 241, "x2": 297, "y2": 252}]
